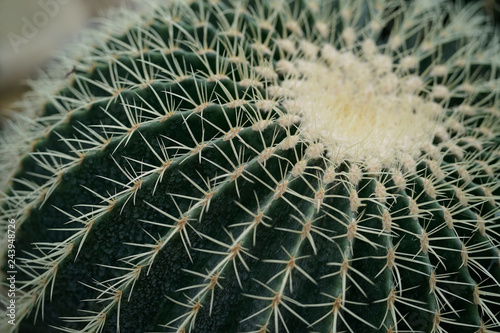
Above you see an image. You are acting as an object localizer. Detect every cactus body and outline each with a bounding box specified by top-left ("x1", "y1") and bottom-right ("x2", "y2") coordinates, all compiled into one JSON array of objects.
[{"x1": 1, "y1": 0, "x2": 500, "y2": 332}]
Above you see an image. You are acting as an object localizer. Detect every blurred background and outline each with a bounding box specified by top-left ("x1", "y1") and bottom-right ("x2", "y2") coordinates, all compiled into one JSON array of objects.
[
  {"x1": 0, "y1": 0, "x2": 132, "y2": 123},
  {"x1": 0, "y1": 0, "x2": 498, "y2": 125}
]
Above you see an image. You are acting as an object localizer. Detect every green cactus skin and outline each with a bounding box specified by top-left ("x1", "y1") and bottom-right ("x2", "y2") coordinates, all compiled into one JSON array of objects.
[{"x1": 1, "y1": 0, "x2": 500, "y2": 332}]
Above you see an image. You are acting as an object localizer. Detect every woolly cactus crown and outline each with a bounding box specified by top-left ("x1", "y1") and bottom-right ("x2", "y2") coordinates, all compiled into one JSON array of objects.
[{"x1": 1, "y1": 0, "x2": 500, "y2": 332}]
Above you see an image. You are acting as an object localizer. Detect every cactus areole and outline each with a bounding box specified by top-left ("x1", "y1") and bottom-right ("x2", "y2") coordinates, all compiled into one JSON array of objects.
[{"x1": 1, "y1": 0, "x2": 499, "y2": 332}]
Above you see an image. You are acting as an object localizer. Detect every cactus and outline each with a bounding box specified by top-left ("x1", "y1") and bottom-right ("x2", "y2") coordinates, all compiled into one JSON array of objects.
[{"x1": 1, "y1": 0, "x2": 499, "y2": 332}]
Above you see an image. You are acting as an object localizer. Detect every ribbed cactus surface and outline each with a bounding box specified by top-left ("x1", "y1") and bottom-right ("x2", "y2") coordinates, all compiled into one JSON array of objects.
[{"x1": 1, "y1": 0, "x2": 499, "y2": 332}]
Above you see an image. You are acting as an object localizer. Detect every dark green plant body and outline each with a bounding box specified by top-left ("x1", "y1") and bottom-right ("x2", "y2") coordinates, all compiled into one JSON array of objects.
[{"x1": 0, "y1": 0, "x2": 499, "y2": 332}]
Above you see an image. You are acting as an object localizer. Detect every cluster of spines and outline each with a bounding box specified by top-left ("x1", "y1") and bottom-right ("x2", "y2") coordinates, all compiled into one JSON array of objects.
[{"x1": 0, "y1": 0, "x2": 499, "y2": 332}]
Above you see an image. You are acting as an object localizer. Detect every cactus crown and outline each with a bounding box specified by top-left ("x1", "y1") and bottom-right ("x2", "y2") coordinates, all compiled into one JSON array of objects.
[{"x1": 1, "y1": 0, "x2": 500, "y2": 332}]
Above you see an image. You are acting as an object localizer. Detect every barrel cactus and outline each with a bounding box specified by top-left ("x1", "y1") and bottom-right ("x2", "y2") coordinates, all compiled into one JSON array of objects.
[{"x1": 1, "y1": 0, "x2": 499, "y2": 332}]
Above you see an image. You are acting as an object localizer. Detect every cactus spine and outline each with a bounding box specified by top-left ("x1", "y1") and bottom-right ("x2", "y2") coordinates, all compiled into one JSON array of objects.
[{"x1": 1, "y1": 0, "x2": 500, "y2": 332}]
